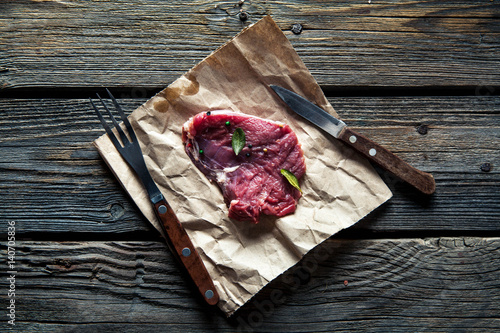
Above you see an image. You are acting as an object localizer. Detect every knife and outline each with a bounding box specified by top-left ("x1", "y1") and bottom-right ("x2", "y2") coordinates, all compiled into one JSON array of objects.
[{"x1": 270, "y1": 85, "x2": 436, "y2": 195}]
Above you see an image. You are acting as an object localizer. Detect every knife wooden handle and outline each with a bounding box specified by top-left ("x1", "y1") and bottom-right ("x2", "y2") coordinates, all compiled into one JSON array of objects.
[
  {"x1": 153, "y1": 199, "x2": 219, "y2": 305},
  {"x1": 338, "y1": 127, "x2": 436, "y2": 195}
]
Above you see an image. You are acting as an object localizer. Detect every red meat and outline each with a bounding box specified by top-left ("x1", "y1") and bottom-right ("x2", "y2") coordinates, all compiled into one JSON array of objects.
[{"x1": 182, "y1": 110, "x2": 306, "y2": 223}]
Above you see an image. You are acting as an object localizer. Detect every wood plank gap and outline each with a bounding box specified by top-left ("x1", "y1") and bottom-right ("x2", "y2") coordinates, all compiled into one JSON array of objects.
[
  {"x1": 1, "y1": 85, "x2": 499, "y2": 99},
  {"x1": 10, "y1": 229, "x2": 500, "y2": 243},
  {"x1": 322, "y1": 85, "x2": 500, "y2": 97},
  {"x1": 336, "y1": 229, "x2": 500, "y2": 240},
  {"x1": 11, "y1": 230, "x2": 162, "y2": 243}
]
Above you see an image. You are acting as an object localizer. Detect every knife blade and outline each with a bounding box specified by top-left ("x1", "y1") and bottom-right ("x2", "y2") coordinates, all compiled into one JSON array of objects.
[{"x1": 270, "y1": 85, "x2": 435, "y2": 195}]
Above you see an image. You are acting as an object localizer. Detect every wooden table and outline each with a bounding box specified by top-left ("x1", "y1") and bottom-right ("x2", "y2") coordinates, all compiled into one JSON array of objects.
[{"x1": 1, "y1": 1, "x2": 499, "y2": 332}]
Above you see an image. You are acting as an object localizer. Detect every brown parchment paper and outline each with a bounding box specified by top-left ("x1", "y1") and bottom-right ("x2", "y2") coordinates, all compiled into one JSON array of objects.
[{"x1": 93, "y1": 16, "x2": 392, "y2": 316}]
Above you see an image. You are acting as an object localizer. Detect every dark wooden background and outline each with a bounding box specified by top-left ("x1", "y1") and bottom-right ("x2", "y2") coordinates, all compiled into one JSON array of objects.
[{"x1": 1, "y1": 1, "x2": 499, "y2": 332}]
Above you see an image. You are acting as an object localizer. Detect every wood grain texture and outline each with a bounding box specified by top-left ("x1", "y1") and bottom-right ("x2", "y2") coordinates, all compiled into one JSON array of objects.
[
  {"x1": 1, "y1": 96, "x2": 498, "y2": 236},
  {"x1": 0, "y1": 0, "x2": 498, "y2": 90},
  {"x1": 1, "y1": 2, "x2": 498, "y2": 331},
  {"x1": 0, "y1": 238, "x2": 498, "y2": 332}
]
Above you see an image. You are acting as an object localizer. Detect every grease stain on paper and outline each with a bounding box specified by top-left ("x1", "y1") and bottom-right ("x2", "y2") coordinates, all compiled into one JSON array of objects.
[{"x1": 154, "y1": 73, "x2": 200, "y2": 113}]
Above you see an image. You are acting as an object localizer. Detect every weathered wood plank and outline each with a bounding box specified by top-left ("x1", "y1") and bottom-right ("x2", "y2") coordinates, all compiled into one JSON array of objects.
[
  {"x1": 1, "y1": 238, "x2": 499, "y2": 331},
  {"x1": 0, "y1": 97, "x2": 498, "y2": 236},
  {"x1": 1, "y1": 0, "x2": 498, "y2": 90}
]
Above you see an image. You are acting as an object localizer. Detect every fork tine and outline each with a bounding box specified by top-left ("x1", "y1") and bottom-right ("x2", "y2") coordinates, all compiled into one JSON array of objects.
[
  {"x1": 90, "y1": 98, "x2": 123, "y2": 150},
  {"x1": 96, "y1": 93, "x2": 130, "y2": 146},
  {"x1": 105, "y1": 88, "x2": 138, "y2": 143}
]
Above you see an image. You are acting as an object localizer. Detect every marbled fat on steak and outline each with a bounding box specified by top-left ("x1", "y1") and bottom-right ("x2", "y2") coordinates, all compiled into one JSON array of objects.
[{"x1": 182, "y1": 110, "x2": 306, "y2": 223}]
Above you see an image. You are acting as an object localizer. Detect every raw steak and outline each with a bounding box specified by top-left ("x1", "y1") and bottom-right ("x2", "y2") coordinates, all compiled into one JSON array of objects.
[{"x1": 182, "y1": 110, "x2": 306, "y2": 223}]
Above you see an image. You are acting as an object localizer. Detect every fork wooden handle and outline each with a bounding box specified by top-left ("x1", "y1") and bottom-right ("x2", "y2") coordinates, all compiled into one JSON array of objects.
[
  {"x1": 338, "y1": 127, "x2": 436, "y2": 195},
  {"x1": 153, "y1": 199, "x2": 219, "y2": 305}
]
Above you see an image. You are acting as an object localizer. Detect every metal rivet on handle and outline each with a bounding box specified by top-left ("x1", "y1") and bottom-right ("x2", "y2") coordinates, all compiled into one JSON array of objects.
[
  {"x1": 349, "y1": 135, "x2": 357, "y2": 143},
  {"x1": 369, "y1": 148, "x2": 377, "y2": 156},
  {"x1": 182, "y1": 247, "x2": 191, "y2": 257},
  {"x1": 158, "y1": 205, "x2": 167, "y2": 214},
  {"x1": 205, "y1": 289, "x2": 214, "y2": 299}
]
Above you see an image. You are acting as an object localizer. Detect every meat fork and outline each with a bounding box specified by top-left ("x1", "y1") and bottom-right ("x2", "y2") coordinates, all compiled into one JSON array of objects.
[{"x1": 90, "y1": 89, "x2": 219, "y2": 305}]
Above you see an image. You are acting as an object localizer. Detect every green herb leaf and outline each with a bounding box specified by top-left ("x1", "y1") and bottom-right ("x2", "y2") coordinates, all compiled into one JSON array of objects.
[
  {"x1": 232, "y1": 128, "x2": 245, "y2": 156},
  {"x1": 281, "y1": 169, "x2": 302, "y2": 193}
]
